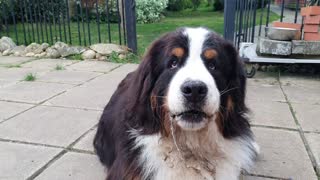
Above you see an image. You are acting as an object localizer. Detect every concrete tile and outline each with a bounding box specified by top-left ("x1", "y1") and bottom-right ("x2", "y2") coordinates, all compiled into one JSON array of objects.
[
  {"x1": 250, "y1": 127, "x2": 317, "y2": 179},
  {"x1": 247, "y1": 71, "x2": 279, "y2": 87},
  {"x1": 247, "y1": 100, "x2": 297, "y2": 129},
  {"x1": 280, "y1": 75, "x2": 320, "y2": 89},
  {"x1": 0, "y1": 141, "x2": 61, "y2": 180},
  {"x1": 37, "y1": 70, "x2": 102, "y2": 85},
  {"x1": 34, "y1": 152, "x2": 106, "y2": 180},
  {"x1": 66, "y1": 60, "x2": 121, "y2": 72},
  {"x1": 305, "y1": 133, "x2": 320, "y2": 173},
  {"x1": 45, "y1": 64, "x2": 138, "y2": 110},
  {"x1": 0, "y1": 106, "x2": 101, "y2": 146},
  {"x1": 282, "y1": 84, "x2": 320, "y2": 104},
  {"x1": 292, "y1": 103, "x2": 320, "y2": 132},
  {"x1": 0, "y1": 101, "x2": 34, "y2": 122},
  {"x1": 246, "y1": 84, "x2": 285, "y2": 102},
  {"x1": 0, "y1": 56, "x2": 34, "y2": 66},
  {"x1": 0, "y1": 80, "x2": 18, "y2": 88},
  {"x1": 73, "y1": 128, "x2": 96, "y2": 152},
  {"x1": 0, "y1": 81, "x2": 73, "y2": 103},
  {"x1": 21, "y1": 59, "x2": 78, "y2": 70},
  {"x1": 0, "y1": 67, "x2": 48, "y2": 81}
]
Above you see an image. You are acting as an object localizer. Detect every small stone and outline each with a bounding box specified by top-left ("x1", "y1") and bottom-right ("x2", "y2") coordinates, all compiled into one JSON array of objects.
[
  {"x1": 98, "y1": 56, "x2": 107, "y2": 61},
  {"x1": 12, "y1": 45, "x2": 26, "y2": 56},
  {"x1": 46, "y1": 48, "x2": 60, "y2": 58},
  {"x1": 58, "y1": 46, "x2": 81, "y2": 57},
  {"x1": 26, "y1": 52, "x2": 35, "y2": 57},
  {"x1": 90, "y1": 43, "x2": 127, "y2": 56},
  {"x1": 81, "y1": 49, "x2": 96, "y2": 59},
  {"x1": 2, "y1": 49, "x2": 12, "y2": 56},
  {"x1": 0, "y1": 36, "x2": 16, "y2": 52},
  {"x1": 292, "y1": 40, "x2": 320, "y2": 55},
  {"x1": 40, "y1": 43, "x2": 49, "y2": 50},
  {"x1": 95, "y1": 53, "x2": 102, "y2": 59},
  {"x1": 53, "y1": 41, "x2": 68, "y2": 50},
  {"x1": 39, "y1": 52, "x2": 47, "y2": 58},
  {"x1": 258, "y1": 38, "x2": 292, "y2": 56},
  {"x1": 25, "y1": 43, "x2": 41, "y2": 53},
  {"x1": 118, "y1": 54, "x2": 126, "y2": 59}
]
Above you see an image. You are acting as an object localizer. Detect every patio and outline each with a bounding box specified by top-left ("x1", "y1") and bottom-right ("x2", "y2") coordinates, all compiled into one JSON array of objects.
[{"x1": 0, "y1": 57, "x2": 319, "y2": 180}]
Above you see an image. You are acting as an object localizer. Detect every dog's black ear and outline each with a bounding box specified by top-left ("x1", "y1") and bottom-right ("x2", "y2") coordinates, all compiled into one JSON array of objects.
[
  {"x1": 125, "y1": 37, "x2": 168, "y2": 134},
  {"x1": 219, "y1": 42, "x2": 251, "y2": 139}
]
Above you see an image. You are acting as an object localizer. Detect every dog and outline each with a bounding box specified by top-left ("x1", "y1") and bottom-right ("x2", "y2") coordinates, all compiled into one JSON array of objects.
[{"x1": 93, "y1": 27, "x2": 259, "y2": 180}]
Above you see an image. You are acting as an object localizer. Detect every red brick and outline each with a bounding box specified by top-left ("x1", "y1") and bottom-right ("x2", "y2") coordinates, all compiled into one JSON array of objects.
[
  {"x1": 304, "y1": 15, "x2": 320, "y2": 25},
  {"x1": 304, "y1": 24, "x2": 320, "y2": 32},
  {"x1": 301, "y1": 6, "x2": 320, "y2": 16},
  {"x1": 304, "y1": 32, "x2": 320, "y2": 41},
  {"x1": 273, "y1": 22, "x2": 302, "y2": 30}
]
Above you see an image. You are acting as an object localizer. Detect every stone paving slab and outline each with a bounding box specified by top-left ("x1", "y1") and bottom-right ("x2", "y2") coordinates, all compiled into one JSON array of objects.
[
  {"x1": 0, "y1": 56, "x2": 34, "y2": 66},
  {"x1": 37, "y1": 70, "x2": 103, "y2": 85},
  {"x1": 0, "y1": 80, "x2": 18, "y2": 88},
  {"x1": 0, "y1": 141, "x2": 61, "y2": 180},
  {"x1": 0, "y1": 101, "x2": 34, "y2": 123},
  {"x1": 73, "y1": 128, "x2": 96, "y2": 152},
  {"x1": 21, "y1": 59, "x2": 78, "y2": 70},
  {"x1": 305, "y1": 133, "x2": 320, "y2": 173},
  {"x1": 246, "y1": 84, "x2": 286, "y2": 102},
  {"x1": 34, "y1": 152, "x2": 106, "y2": 180},
  {"x1": 282, "y1": 84, "x2": 320, "y2": 104},
  {"x1": 250, "y1": 127, "x2": 317, "y2": 179},
  {"x1": 247, "y1": 100, "x2": 297, "y2": 129},
  {"x1": 66, "y1": 60, "x2": 121, "y2": 73},
  {"x1": 291, "y1": 103, "x2": 320, "y2": 133},
  {"x1": 0, "y1": 81, "x2": 74, "y2": 104},
  {"x1": 0, "y1": 67, "x2": 48, "y2": 81},
  {"x1": 45, "y1": 64, "x2": 138, "y2": 110},
  {"x1": 0, "y1": 106, "x2": 101, "y2": 146}
]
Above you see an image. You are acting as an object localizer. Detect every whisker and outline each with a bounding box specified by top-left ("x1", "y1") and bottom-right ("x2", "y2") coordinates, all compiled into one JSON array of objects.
[{"x1": 220, "y1": 87, "x2": 239, "y2": 96}]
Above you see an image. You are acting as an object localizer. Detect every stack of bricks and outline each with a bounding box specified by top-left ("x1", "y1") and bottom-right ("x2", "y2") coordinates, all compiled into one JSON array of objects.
[{"x1": 301, "y1": 6, "x2": 320, "y2": 41}]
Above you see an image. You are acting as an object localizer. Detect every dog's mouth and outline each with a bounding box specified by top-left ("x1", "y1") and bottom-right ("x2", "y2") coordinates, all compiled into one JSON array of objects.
[
  {"x1": 171, "y1": 110, "x2": 214, "y2": 130},
  {"x1": 172, "y1": 110, "x2": 210, "y2": 122}
]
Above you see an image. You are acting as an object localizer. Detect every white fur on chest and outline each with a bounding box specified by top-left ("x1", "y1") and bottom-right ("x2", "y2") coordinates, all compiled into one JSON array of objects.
[{"x1": 131, "y1": 121, "x2": 258, "y2": 180}]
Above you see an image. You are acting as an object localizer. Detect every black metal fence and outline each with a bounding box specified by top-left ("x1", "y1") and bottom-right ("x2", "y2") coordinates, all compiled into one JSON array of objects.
[
  {"x1": 224, "y1": 0, "x2": 320, "y2": 49},
  {"x1": 0, "y1": 0, "x2": 137, "y2": 53}
]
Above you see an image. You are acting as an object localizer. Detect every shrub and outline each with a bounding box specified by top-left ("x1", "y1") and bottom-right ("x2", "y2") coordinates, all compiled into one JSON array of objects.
[
  {"x1": 136, "y1": 0, "x2": 168, "y2": 24},
  {"x1": 212, "y1": 0, "x2": 269, "y2": 12},
  {"x1": 191, "y1": 0, "x2": 201, "y2": 10},
  {"x1": 167, "y1": 0, "x2": 192, "y2": 11},
  {"x1": 213, "y1": 0, "x2": 223, "y2": 11}
]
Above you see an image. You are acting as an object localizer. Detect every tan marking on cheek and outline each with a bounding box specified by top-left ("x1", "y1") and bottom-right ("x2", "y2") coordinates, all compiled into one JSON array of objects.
[
  {"x1": 172, "y1": 47, "x2": 184, "y2": 58},
  {"x1": 227, "y1": 96, "x2": 234, "y2": 112},
  {"x1": 204, "y1": 49, "x2": 218, "y2": 59}
]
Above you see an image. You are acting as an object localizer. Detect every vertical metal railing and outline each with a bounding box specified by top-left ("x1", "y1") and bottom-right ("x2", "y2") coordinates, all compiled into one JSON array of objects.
[
  {"x1": 224, "y1": 0, "x2": 308, "y2": 49},
  {"x1": 0, "y1": 0, "x2": 137, "y2": 53}
]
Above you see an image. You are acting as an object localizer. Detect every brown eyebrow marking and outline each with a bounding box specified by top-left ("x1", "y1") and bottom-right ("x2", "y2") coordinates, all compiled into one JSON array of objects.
[
  {"x1": 172, "y1": 47, "x2": 184, "y2": 58},
  {"x1": 203, "y1": 49, "x2": 218, "y2": 59}
]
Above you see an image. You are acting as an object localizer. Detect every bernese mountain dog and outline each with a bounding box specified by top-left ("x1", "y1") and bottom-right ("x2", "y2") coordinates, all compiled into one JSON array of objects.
[{"x1": 93, "y1": 27, "x2": 259, "y2": 180}]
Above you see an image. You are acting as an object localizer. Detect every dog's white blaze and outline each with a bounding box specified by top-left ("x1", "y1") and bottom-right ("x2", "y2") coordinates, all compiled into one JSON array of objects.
[{"x1": 167, "y1": 27, "x2": 220, "y2": 130}]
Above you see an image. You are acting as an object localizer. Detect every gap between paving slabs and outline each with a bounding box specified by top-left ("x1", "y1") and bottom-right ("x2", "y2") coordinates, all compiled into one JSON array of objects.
[{"x1": 278, "y1": 71, "x2": 320, "y2": 177}]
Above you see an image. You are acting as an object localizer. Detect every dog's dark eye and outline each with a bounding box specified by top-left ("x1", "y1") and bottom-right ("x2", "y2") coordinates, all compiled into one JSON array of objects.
[
  {"x1": 170, "y1": 59, "x2": 178, "y2": 69},
  {"x1": 208, "y1": 62, "x2": 215, "y2": 70}
]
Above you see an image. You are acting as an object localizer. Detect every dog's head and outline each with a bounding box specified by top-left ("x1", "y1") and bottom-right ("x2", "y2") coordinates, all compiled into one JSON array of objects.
[{"x1": 127, "y1": 27, "x2": 248, "y2": 138}]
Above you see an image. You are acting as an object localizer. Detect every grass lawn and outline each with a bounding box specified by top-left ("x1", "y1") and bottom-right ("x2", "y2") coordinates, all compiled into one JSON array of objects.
[{"x1": 2, "y1": 5, "x2": 279, "y2": 56}]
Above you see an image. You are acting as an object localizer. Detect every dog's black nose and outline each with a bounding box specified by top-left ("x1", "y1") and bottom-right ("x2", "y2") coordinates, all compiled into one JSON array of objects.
[{"x1": 181, "y1": 81, "x2": 208, "y2": 103}]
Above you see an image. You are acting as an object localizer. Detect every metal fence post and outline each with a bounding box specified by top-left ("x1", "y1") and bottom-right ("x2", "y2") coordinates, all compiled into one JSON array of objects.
[
  {"x1": 124, "y1": 0, "x2": 137, "y2": 54},
  {"x1": 224, "y1": 0, "x2": 237, "y2": 42}
]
